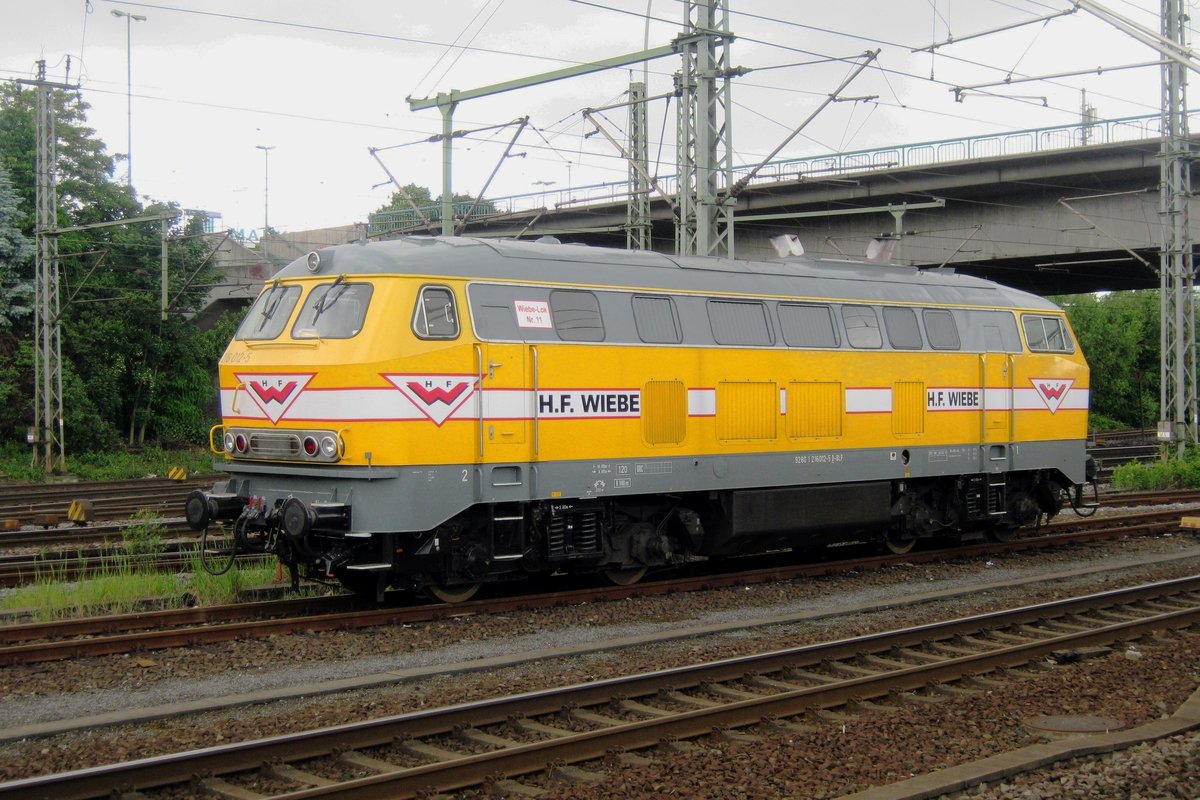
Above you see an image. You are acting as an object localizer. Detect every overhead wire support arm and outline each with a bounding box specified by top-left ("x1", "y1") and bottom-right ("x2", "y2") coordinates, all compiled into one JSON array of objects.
[
  {"x1": 951, "y1": 59, "x2": 1168, "y2": 96},
  {"x1": 913, "y1": 7, "x2": 1077, "y2": 53},
  {"x1": 1074, "y1": 0, "x2": 1198, "y2": 65},
  {"x1": 1073, "y1": 0, "x2": 1200, "y2": 76},
  {"x1": 456, "y1": 117, "x2": 530, "y2": 234},
  {"x1": 581, "y1": 108, "x2": 679, "y2": 213},
  {"x1": 729, "y1": 49, "x2": 879, "y2": 198},
  {"x1": 368, "y1": 147, "x2": 434, "y2": 230}
]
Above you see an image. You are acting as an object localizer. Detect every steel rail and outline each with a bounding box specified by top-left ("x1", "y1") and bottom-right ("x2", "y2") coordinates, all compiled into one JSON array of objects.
[
  {"x1": 2, "y1": 576, "x2": 1197, "y2": 800},
  {"x1": 0, "y1": 519, "x2": 197, "y2": 548},
  {"x1": 0, "y1": 512, "x2": 1191, "y2": 666}
]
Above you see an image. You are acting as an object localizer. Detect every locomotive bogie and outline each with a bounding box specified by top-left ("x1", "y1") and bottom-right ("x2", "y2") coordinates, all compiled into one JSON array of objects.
[{"x1": 189, "y1": 236, "x2": 1092, "y2": 600}]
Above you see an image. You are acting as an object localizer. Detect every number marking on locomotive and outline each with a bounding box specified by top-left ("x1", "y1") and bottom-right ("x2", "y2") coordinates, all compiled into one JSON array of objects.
[{"x1": 514, "y1": 300, "x2": 552, "y2": 328}]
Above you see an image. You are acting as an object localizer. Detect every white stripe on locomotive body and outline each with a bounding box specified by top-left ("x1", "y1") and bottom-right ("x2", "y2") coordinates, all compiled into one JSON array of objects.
[{"x1": 220, "y1": 384, "x2": 1091, "y2": 423}]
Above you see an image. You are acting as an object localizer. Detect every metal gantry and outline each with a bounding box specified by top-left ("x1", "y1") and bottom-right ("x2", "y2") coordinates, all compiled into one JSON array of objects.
[{"x1": 1158, "y1": 0, "x2": 1196, "y2": 451}]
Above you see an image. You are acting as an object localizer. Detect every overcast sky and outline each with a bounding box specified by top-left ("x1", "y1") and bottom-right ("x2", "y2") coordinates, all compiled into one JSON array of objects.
[{"x1": 0, "y1": 0, "x2": 1173, "y2": 238}]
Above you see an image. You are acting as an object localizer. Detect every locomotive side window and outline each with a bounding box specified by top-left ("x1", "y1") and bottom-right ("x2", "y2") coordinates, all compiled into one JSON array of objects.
[
  {"x1": 235, "y1": 284, "x2": 300, "y2": 341},
  {"x1": 292, "y1": 281, "x2": 373, "y2": 339},
  {"x1": 632, "y1": 295, "x2": 682, "y2": 344},
  {"x1": 882, "y1": 307, "x2": 922, "y2": 350},
  {"x1": 1022, "y1": 314, "x2": 1074, "y2": 353},
  {"x1": 972, "y1": 310, "x2": 1022, "y2": 352},
  {"x1": 923, "y1": 309, "x2": 961, "y2": 350},
  {"x1": 708, "y1": 299, "x2": 773, "y2": 346},
  {"x1": 413, "y1": 286, "x2": 459, "y2": 339},
  {"x1": 549, "y1": 290, "x2": 605, "y2": 342},
  {"x1": 778, "y1": 303, "x2": 838, "y2": 348},
  {"x1": 841, "y1": 305, "x2": 882, "y2": 349}
]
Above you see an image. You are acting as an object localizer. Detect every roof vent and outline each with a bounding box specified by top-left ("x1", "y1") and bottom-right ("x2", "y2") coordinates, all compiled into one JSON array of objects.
[{"x1": 535, "y1": 235, "x2": 562, "y2": 245}]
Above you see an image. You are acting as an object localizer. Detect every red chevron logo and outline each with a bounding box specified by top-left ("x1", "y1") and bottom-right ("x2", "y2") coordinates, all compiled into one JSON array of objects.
[
  {"x1": 1030, "y1": 378, "x2": 1075, "y2": 414},
  {"x1": 405, "y1": 381, "x2": 469, "y2": 406},
  {"x1": 1039, "y1": 382, "x2": 1068, "y2": 400},
  {"x1": 250, "y1": 381, "x2": 298, "y2": 405},
  {"x1": 235, "y1": 372, "x2": 315, "y2": 424},
  {"x1": 384, "y1": 373, "x2": 478, "y2": 426}
]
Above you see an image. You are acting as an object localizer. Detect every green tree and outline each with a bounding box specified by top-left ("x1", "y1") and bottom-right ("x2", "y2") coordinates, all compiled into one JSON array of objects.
[
  {"x1": 0, "y1": 81, "x2": 223, "y2": 452},
  {"x1": 0, "y1": 163, "x2": 32, "y2": 332},
  {"x1": 1058, "y1": 291, "x2": 1160, "y2": 429}
]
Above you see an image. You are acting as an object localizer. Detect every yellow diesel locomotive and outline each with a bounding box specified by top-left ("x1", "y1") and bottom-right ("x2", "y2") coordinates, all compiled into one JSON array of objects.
[{"x1": 185, "y1": 236, "x2": 1093, "y2": 601}]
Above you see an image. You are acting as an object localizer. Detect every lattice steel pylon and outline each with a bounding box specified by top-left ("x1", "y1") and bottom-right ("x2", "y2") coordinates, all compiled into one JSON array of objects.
[
  {"x1": 626, "y1": 81, "x2": 651, "y2": 251},
  {"x1": 1159, "y1": 0, "x2": 1196, "y2": 452},
  {"x1": 27, "y1": 61, "x2": 67, "y2": 473},
  {"x1": 675, "y1": 0, "x2": 734, "y2": 258}
]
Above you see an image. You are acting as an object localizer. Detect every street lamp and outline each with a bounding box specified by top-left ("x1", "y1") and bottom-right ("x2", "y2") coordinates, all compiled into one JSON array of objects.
[
  {"x1": 111, "y1": 9, "x2": 147, "y2": 193},
  {"x1": 256, "y1": 144, "x2": 275, "y2": 237}
]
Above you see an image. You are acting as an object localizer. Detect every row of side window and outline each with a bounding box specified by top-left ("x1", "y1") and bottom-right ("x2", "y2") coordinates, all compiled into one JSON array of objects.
[{"x1": 423, "y1": 283, "x2": 1073, "y2": 354}]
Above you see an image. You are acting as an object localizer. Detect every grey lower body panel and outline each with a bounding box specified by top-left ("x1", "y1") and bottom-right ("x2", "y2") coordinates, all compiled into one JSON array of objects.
[{"x1": 216, "y1": 438, "x2": 1086, "y2": 533}]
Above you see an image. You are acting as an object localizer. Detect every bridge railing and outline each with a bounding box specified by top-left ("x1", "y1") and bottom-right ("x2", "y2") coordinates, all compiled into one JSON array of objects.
[{"x1": 368, "y1": 112, "x2": 1186, "y2": 235}]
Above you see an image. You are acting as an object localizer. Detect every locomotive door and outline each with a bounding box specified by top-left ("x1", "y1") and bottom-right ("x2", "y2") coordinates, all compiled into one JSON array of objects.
[
  {"x1": 476, "y1": 343, "x2": 530, "y2": 460},
  {"x1": 980, "y1": 352, "x2": 1013, "y2": 444}
]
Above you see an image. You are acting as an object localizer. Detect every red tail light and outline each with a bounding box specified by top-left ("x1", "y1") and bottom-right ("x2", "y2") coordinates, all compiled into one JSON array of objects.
[{"x1": 302, "y1": 436, "x2": 319, "y2": 456}]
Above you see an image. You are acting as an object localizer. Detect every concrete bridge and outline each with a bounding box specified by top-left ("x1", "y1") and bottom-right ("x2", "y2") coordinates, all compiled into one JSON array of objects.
[{"x1": 371, "y1": 113, "x2": 1199, "y2": 296}]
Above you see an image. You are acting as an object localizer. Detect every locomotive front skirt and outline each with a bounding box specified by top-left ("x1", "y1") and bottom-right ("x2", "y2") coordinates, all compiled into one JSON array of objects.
[{"x1": 186, "y1": 236, "x2": 1092, "y2": 601}]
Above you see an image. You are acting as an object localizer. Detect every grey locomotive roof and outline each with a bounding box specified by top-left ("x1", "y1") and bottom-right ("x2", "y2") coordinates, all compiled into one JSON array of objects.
[{"x1": 274, "y1": 235, "x2": 1059, "y2": 311}]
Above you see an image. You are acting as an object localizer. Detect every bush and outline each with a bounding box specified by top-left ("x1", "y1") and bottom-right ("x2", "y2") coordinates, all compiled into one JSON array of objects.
[
  {"x1": 1111, "y1": 447, "x2": 1200, "y2": 490},
  {"x1": 1088, "y1": 414, "x2": 1131, "y2": 434},
  {"x1": 0, "y1": 443, "x2": 219, "y2": 483}
]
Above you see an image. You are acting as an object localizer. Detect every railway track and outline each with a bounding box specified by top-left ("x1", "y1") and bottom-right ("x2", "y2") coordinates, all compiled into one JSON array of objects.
[
  {"x1": 0, "y1": 486, "x2": 1192, "y2": 561},
  {"x1": 1, "y1": 508, "x2": 1192, "y2": 667},
  {"x1": 3, "y1": 575, "x2": 1196, "y2": 800},
  {"x1": 0, "y1": 476, "x2": 219, "y2": 528},
  {"x1": 0, "y1": 539, "x2": 263, "y2": 589}
]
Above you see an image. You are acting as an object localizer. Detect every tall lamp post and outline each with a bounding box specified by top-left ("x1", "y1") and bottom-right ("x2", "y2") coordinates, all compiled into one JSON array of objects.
[
  {"x1": 256, "y1": 144, "x2": 275, "y2": 238},
  {"x1": 111, "y1": 9, "x2": 146, "y2": 193}
]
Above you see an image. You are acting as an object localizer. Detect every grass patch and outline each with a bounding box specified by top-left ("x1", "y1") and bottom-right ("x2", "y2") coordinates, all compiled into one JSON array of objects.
[
  {"x1": 0, "y1": 550, "x2": 289, "y2": 621},
  {"x1": 0, "y1": 443, "x2": 221, "y2": 483},
  {"x1": 3, "y1": 558, "x2": 183, "y2": 621},
  {"x1": 186, "y1": 551, "x2": 283, "y2": 606},
  {"x1": 1111, "y1": 447, "x2": 1200, "y2": 490},
  {"x1": 121, "y1": 509, "x2": 167, "y2": 558}
]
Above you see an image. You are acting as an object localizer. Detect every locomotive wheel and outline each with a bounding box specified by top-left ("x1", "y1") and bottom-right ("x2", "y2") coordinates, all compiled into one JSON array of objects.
[
  {"x1": 426, "y1": 581, "x2": 482, "y2": 604},
  {"x1": 986, "y1": 526, "x2": 1017, "y2": 543},
  {"x1": 604, "y1": 566, "x2": 648, "y2": 586},
  {"x1": 883, "y1": 529, "x2": 916, "y2": 556}
]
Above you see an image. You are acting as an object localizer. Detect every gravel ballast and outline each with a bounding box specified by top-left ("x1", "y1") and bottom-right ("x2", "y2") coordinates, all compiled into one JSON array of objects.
[{"x1": 0, "y1": 532, "x2": 1198, "y2": 796}]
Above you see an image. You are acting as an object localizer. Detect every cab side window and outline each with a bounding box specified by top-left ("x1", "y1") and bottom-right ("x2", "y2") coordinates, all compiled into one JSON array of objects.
[
  {"x1": 1022, "y1": 314, "x2": 1073, "y2": 353},
  {"x1": 413, "y1": 286, "x2": 459, "y2": 339}
]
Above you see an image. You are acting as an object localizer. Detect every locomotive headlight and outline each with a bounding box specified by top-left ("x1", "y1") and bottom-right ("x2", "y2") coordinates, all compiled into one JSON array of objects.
[
  {"x1": 306, "y1": 251, "x2": 321, "y2": 272},
  {"x1": 320, "y1": 435, "x2": 337, "y2": 458},
  {"x1": 223, "y1": 432, "x2": 236, "y2": 453}
]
